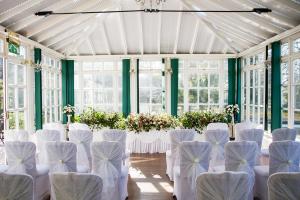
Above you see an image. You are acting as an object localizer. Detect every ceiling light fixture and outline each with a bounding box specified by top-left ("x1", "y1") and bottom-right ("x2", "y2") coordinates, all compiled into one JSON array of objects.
[{"x1": 135, "y1": 0, "x2": 166, "y2": 9}]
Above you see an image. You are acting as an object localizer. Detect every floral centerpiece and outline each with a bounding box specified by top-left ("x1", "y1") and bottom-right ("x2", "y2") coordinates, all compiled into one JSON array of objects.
[
  {"x1": 63, "y1": 104, "x2": 75, "y2": 124},
  {"x1": 225, "y1": 104, "x2": 239, "y2": 139}
]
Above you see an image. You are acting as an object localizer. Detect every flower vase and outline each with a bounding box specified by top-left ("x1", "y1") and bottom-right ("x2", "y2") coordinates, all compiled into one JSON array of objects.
[
  {"x1": 230, "y1": 114, "x2": 235, "y2": 140},
  {"x1": 66, "y1": 114, "x2": 72, "y2": 141}
]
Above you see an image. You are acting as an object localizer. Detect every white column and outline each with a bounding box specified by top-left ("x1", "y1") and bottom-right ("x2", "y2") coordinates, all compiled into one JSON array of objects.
[
  {"x1": 130, "y1": 58, "x2": 137, "y2": 113},
  {"x1": 165, "y1": 58, "x2": 171, "y2": 115}
]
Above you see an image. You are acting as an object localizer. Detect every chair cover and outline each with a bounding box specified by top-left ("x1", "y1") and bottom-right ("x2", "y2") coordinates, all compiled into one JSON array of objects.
[
  {"x1": 206, "y1": 123, "x2": 228, "y2": 131},
  {"x1": 254, "y1": 141, "x2": 300, "y2": 200},
  {"x1": 166, "y1": 129, "x2": 195, "y2": 180},
  {"x1": 69, "y1": 130, "x2": 93, "y2": 169},
  {"x1": 0, "y1": 173, "x2": 33, "y2": 200},
  {"x1": 4, "y1": 130, "x2": 29, "y2": 142},
  {"x1": 36, "y1": 129, "x2": 60, "y2": 164},
  {"x1": 50, "y1": 172, "x2": 103, "y2": 200},
  {"x1": 272, "y1": 128, "x2": 297, "y2": 142},
  {"x1": 238, "y1": 129, "x2": 264, "y2": 164},
  {"x1": 91, "y1": 141, "x2": 122, "y2": 200},
  {"x1": 69, "y1": 123, "x2": 91, "y2": 131},
  {"x1": 174, "y1": 141, "x2": 211, "y2": 200},
  {"x1": 196, "y1": 171, "x2": 251, "y2": 200},
  {"x1": 43, "y1": 123, "x2": 66, "y2": 141},
  {"x1": 235, "y1": 121, "x2": 257, "y2": 140},
  {"x1": 268, "y1": 172, "x2": 300, "y2": 200},
  {"x1": 46, "y1": 142, "x2": 77, "y2": 172},
  {"x1": 204, "y1": 129, "x2": 229, "y2": 167}
]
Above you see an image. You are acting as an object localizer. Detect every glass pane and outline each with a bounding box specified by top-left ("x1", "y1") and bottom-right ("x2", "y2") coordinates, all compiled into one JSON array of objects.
[
  {"x1": 82, "y1": 62, "x2": 94, "y2": 70},
  {"x1": 281, "y1": 43, "x2": 289, "y2": 56},
  {"x1": 250, "y1": 71, "x2": 253, "y2": 87},
  {"x1": 140, "y1": 88, "x2": 150, "y2": 103},
  {"x1": 199, "y1": 105, "x2": 208, "y2": 111},
  {"x1": 209, "y1": 74, "x2": 219, "y2": 87},
  {"x1": 103, "y1": 75, "x2": 113, "y2": 88},
  {"x1": 199, "y1": 74, "x2": 208, "y2": 87},
  {"x1": 188, "y1": 89, "x2": 197, "y2": 103},
  {"x1": 8, "y1": 87, "x2": 15, "y2": 109},
  {"x1": 293, "y1": 59, "x2": 300, "y2": 84},
  {"x1": 189, "y1": 105, "x2": 198, "y2": 111},
  {"x1": 17, "y1": 65, "x2": 25, "y2": 85},
  {"x1": 8, "y1": 112, "x2": 16, "y2": 129},
  {"x1": 293, "y1": 38, "x2": 300, "y2": 53},
  {"x1": 199, "y1": 89, "x2": 208, "y2": 103},
  {"x1": 139, "y1": 73, "x2": 151, "y2": 87},
  {"x1": 18, "y1": 88, "x2": 24, "y2": 108},
  {"x1": 19, "y1": 111, "x2": 25, "y2": 129},
  {"x1": 0, "y1": 39, "x2": 3, "y2": 53},
  {"x1": 210, "y1": 89, "x2": 219, "y2": 104},
  {"x1": 281, "y1": 62, "x2": 289, "y2": 86},
  {"x1": 295, "y1": 85, "x2": 300, "y2": 110},
  {"x1": 83, "y1": 90, "x2": 92, "y2": 105},
  {"x1": 152, "y1": 75, "x2": 162, "y2": 87},
  {"x1": 7, "y1": 63, "x2": 15, "y2": 85},
  {"x1": 83, "y1": 74, "x2": 93, "y2": 88},
  {"x1": 178, "y1": 89, "x2": 184, "y2": 104},
  {"x1": 94, "y1": 76, "x2": 102, "y2": 88},
  {"x1": 282, "y1": 86, "x2": 288, "y2": 126},
  {"x1": 189, "y1": 74, "x2": 198, "y2": 87}
]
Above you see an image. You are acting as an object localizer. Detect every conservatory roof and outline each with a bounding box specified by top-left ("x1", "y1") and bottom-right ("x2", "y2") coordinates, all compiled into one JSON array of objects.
[{"x1": 0, "y1": 0, "x2": 300, "y2": 57}]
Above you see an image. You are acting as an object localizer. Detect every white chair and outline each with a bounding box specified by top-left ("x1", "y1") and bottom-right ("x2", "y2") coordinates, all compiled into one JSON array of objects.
[
  {"x1": 254, "y1": 141, "x2": 300, "y2": 200},
  {"x1": 272, "y1": 128, "x2": 297, "y2": 142},
  {"x1": 46, "y1": 141, "x2": 88, "y2": 173},
  {"x1": 235, "y1": 121, "x2": 258, "y2": 140},
  {"x1": 91, "y1": 141, "x2": 128, "y2": 200},
  {"x1": 43, "y1": 123, "x2": 66, "y2": 141},
  {"x1": 268, "y1": 172, "x2": 300, "y2": 200},
  {"x1": 36, "y1": 129, "x2": 60, "y2": 164},
  {"x1": 204, "y1": 129, "x2": 229, "y2": 168},
  {"x1": 0, "y1": 173, "x2": 33, "y2": 200},
  {"x1": 101, "y1": 129, "x2": 130, "y2": 165},
  {"x1": 166, "y1": 129, "x2": 195, "y2": 181},
  {"x1": 238, "y1": 129, "x2": 264, "y2": 165},
  {"x1": 5, "y1": 141, "x2": 50, "y2": 200},
  {"x1": 69, "y1": 123, "x2": 91, "y2": 131},
  {"x1": 206, "y1": 123, "x2": 228, "y2": 131},
  {"x1": 4, "y1": 130, "x2": 29, "y2": 142},
  {"x1": 173, "y1": 141, "x2": 211, "y2": 200},
  {"x1": 50, "y1": 172, "x2": 103, "y2": 200},
  {"x1": 196, "y1": 171, "x2": 252, "y2": 200},
  {"x1": 69, "y1": 130, "x2": 93, "y2": 170}
]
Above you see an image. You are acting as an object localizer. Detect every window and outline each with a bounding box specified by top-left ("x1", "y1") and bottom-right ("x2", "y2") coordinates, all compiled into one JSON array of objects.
[
  {"x1": 42, "y1": 55, "x2": 62, "y2": 124},
  {"x1": 281, "y1": 61, "x2": 289, "y2": 127},
  {"x1": 293, "y1": 38, "x2": 300, "y2": 53},
  {"x1": 293, "y1": 59, "x2": 300, "y2": 130},
  {"x1": 178, "y1": 59, "x2": 227, "y2": 115},
  {"x1": 139, "y1": 60, "x2": 164, "y2": 114},
  {"x1": 75, "y1": 61, "x2": 122, "y2": 113}
]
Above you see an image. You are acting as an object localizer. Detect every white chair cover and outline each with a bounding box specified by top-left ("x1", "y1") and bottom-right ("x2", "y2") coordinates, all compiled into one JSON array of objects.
[
  {"x1": 204, "y1": 129, "x2": 229, "y2": 167},
  {"x1": 174, "y1": 141, "x2": 211, "y2": 200},
  {"x1": 5, "y1": 141, "x2": 37, "y2": 176},
  {"x1": 196, "y1": 171, "x2": 251, "y2": 200},
  {"x1": 166, "y1": 129, "x2": 195, "y2": 180},
  {"x1": 91, "y1": 141, "x2": 122, "y2": 200},
  {"x1": 0, "y1": 173, "x2": 33, "y2": 200},
  {"x1": 36, "y1": 129, "x2": 60, "y2": 164},
  {"x1": 43, "y1": 123, "x2": 66, "y2": 141},
  {"x1": 46, "y1": 142, "x2": 77, "y2": 173},
  {"x1": 268, "y1": 172, "x2": 300, "y2": 200},
  {"x1": 235, "y1": 121, "x2": 257, "y2": 140},
  {"x1": 69, "y1": 123, "x2": 91, "y2": 131},
  {"x1": 69, "y1": 130, "x2": 93, "y2": 169},
  {"x1": 4, "y1": 130, "x2": 29, "y2": 142},
  {"x1": 206, "y1": 123, "x2": 228, "y2": 131},
  {"x1": 254, "y1": 141, "x2": 300, "y2": 200},
  {"x1": 50, "y1": 172, "x2": 103, "y2": 200},
  {"x1": 272, "y1": 128, "x2": 297, "y2": 142},
  {"x1": 238, "y1": 129, "x2": 264, "y2": 165}
]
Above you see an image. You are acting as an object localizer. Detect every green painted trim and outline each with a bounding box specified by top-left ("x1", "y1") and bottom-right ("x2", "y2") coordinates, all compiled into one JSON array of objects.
[
  {"x1": 62, "y1": 60, "x2": 75, "y2": 124},
  {"x1": 136, "y1": 59, "x2": 139, "y2": 113},
  {"x1": 34, "y1": 48, "x2": 43, "y2": 130},
  {"x1": 228, "y1": 58, "x2": 236, "y2": 105},
  {"x1": 122, "y1": 59, "x2": 131, "y2": 117},
  {"x1": 171, "y1": 58, "x2": 179, "y2": 116},
  {"x1": 236, "y1": 57, "x2": 242, "y2": 122},
  {"x1": 271, "y1": 41, "x2": 281, "y2": 131}
]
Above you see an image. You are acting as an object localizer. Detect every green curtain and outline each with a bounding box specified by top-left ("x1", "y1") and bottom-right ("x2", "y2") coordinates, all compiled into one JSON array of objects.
[
  {"x1": 34, "y1": 48, "x2": 43, "y2": 130},
  {"x1": 236, "y1": 57, "x2": 242, "y2": 122},
  {"x1": 271, "y1": 41, "x2": 281, "y2": 131},
  {"x1": 122, "y1": 59, "x2": 131, "y2": 117},
  {"x1": 228, "y1": 58, "x2": 236, "y2": 105},
  {"x1": 170, "y1": 58, "x2": 179, "y2": 116},
  {"x1": 62, "y1": 60, "x2": 74, "y2": 124}
]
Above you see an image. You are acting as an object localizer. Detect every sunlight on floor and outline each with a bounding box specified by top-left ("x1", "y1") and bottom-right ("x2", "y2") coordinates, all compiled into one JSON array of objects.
[
  {"x1": 152, "y1": 174, "x2": 162, "y2": 179},
  {"x1": 129, "y1": 167, "x2": 146, "y2": 178},
  {"x1": 159, "y1": 182, "x2": 173, "y2": 193},
  {"x1": 136, "y1": 182, "x2": 159, "y2": 193}
]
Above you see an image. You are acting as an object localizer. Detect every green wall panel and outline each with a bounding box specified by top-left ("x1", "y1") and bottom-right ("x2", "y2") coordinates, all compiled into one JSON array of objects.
[
  {"x1": 34, "y1": 48, "x2": 42, "y2": 130},
  {"x1": 62, "y1": 60, "x2": 74, "y2": 124},
  {"x1": 171, "y1": 58, "x2": 179, "y2": 116},
  {"x1": 122, "y1": 59, "x2": 131, "y2": 117},
  {"x1": 228, "y1": 58, "x2": 236, "y2": 105}
]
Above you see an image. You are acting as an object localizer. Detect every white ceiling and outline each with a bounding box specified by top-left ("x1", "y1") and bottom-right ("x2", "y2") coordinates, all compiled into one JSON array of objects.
[{"x1": 0, "y1": 0, "x2": 300, "y2": 56}]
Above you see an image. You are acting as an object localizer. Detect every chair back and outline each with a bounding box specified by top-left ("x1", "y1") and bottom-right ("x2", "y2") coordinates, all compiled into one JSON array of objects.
[
  {"x1": 180, "y1": 141, "x2": 211, "y2": 190},
  {"x1": 43, "y1": 123, "x2": 65, "y2": 141},
  {"x1": 235, "y1": 121, "x2": 257, "y2": 140},
  {"x1": 36, "y1": 129, "x2": 60, "y2": 164},
  {"x1": 205, "y1": 129, "x2": 229, "y2": 166},
  {"x1": 5, "y1": 141, "x2": 37, "y2": 176},
  {"x1": 196, "y1": 172, "x2": 251, "y2": 200},
  {"x1": 207, "y1": 123, "x2": 228, "y2": 131},
  {"x1": 50, "y1": 172, "x2": 103, "y2": 200},
  {"x1": 69, "y1": 130, "x2": 93, "y2": 169},
  {"x1": 101, "y1": 129, "x2": 126, "y2": 154},
  {"x1": 272, "y1": 128, "x2": 297, "y2": 142},
  {"x1": 69, "y1": 123, "x2": 91, "y2": 131},
  {"x1": 4, "y1": 130, "x2": 29, "y2": 142},
  {"x1": 0, "y1": 173, "x2": 33, "y2": 200},
  {"x1": 268, "y1": 172, "x2": 300, "y2": 200},
  {"x1": 269, "y1": 141, "x2": 300, "y2": 175},
  {"x1": 46, "y1": 142, "x2": 77, "y2": 172}
]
